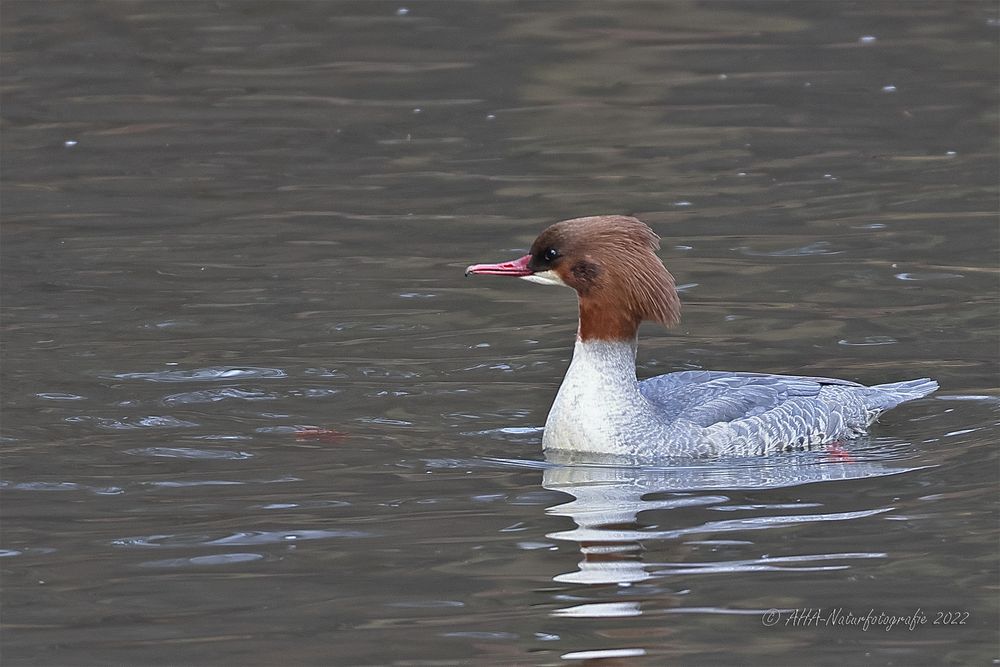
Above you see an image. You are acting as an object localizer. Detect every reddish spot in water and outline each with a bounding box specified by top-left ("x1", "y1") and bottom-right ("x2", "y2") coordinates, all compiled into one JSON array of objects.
[
  {"x1": 825, "y1": 441, "x2": 855, "y2": 462},
  {"x1": 295, "y1": 427, "x2": 349, "y2": 444}
]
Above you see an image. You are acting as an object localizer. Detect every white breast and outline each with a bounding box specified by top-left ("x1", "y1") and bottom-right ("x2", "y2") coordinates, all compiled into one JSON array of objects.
[{"x1": 542, "y1": 340, "x2": 668, "y2": 456}]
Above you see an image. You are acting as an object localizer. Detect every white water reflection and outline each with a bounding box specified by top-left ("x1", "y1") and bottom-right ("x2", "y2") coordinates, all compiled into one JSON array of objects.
[{"x1": 536, "y1": 452, "x2": 922, "y2": 588}]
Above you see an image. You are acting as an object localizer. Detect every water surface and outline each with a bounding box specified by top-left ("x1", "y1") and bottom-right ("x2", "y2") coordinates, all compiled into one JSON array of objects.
[{"x1": 2, "y1": 2, "x2": 998, "y2": 665}]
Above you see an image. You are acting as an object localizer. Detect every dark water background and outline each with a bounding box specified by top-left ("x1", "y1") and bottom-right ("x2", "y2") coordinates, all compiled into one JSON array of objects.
[{"x1": 2, "y1": 2, "x2": 998, "y2": 665}]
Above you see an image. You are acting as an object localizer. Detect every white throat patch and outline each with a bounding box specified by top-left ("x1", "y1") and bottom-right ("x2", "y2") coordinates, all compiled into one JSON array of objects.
[{"x1": 521, "y1": 270, "x2": 567, "y2": 287}]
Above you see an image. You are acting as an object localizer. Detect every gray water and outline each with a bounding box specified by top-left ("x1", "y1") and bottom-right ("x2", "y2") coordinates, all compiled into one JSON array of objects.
[{"x1": 2, "y1": 2, "x2": 998, "y2": 665}]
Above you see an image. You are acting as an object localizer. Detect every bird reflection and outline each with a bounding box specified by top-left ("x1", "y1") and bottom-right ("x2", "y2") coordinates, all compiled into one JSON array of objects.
[{"x1": 540, "y1": 448, "x2": 920, "y2": 588}]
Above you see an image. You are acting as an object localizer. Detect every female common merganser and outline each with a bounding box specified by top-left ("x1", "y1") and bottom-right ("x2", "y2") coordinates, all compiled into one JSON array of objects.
[{"x1": 465, "y1": 215, "x2": 937, "y2": 458}]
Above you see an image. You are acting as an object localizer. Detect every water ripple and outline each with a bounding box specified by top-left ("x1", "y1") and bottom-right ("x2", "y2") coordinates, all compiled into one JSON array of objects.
[
  {"x1": 837, "y1": 336, "x2": 897, "y2": 346},
  {"x1": 112, "y1": 529, "x2": 373, "y2": 548},
  {"x1": 65, "y1": 415, "x2": 199, "y2": 430},
  {"x1": 548, "y1": 507, "x2": 893, "y2": 543},
  {"x1": 554, "y1": 601, "x2": 642, "y2": 618},
  {"x1": 139, "y1": 476, "x2": 300, "y2": 488},
  {"x1": 0, "y1": 547, "x2": 58, "y2": 558},
  {"x1": 35, "y1": 392, "x2": 85, "y2": 401},
  {"x1": 935, "y1": 394, "x2": 1000, "y2": 403},
  {"x1": 106, "y1": 366, "x2": 287, "y2": 382},
  {"x1": 124, "y1": 447, "x2": 254, "y2": 460},
  {"x1": 651, "y1": 551, "x2": 886, "y2": 575},
  {"x1": 162, "y1": 387, "x2": 277, "y2": 405},
  {"x1": 137, "y1": 553, "x2": 267, "y2": 568},
  {"x1": 463, "y1": 426, "x2": 544, "y2": 444},
  {"x1": 894, "y1": 272, "x2": 963, "y2": 281},
  {"x1": 562, "y1": 648, "x2": 646, "y2": 660},
  {"x1": 0, "y1": 480, "x2": 124, "y2": 495},
  {"x1": 738, "y1": 241, "x2": 842, "y2": 257},
  {"x1": 256, "y1": 500, "x2": 352, "y2": 510}
]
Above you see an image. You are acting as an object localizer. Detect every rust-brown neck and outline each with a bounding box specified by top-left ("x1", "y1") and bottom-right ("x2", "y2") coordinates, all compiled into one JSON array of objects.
[{"x1": 577, "y1": 295, "x2": 642, "y2": 342}]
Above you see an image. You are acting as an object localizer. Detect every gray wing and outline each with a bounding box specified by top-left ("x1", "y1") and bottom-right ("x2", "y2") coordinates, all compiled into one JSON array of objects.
[{"x1": 639, "y1": 371, "x2": 862, "y2": 428}]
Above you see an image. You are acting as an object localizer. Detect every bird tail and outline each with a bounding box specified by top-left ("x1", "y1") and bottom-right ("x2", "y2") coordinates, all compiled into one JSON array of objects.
[{"x1": 870, "y1": 378, "x2": 938, "y2": 409}]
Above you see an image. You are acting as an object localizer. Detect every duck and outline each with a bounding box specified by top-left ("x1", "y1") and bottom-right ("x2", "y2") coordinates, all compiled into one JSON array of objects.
[{"x1": 465, "y1": 215, "x2": 937, "y2": 458}]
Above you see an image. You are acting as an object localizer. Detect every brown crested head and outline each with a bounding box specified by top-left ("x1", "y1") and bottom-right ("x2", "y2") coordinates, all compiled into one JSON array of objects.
[{"x1": 525, "y1": 215, "x2": 681, "y2": 341}]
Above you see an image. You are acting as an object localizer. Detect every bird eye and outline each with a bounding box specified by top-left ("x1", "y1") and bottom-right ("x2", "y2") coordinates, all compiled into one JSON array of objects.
[{"x1": 543, "y1": 248, "x2": 559, "y2": 262}]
